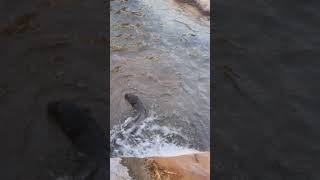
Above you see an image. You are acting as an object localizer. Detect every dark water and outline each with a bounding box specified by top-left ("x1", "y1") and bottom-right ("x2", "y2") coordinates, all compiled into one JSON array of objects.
[
  {"x1": 110, "y1": 0, "x2": 210, "y2": 157},
  {"x1": 213, "y1": 0, "x2": 320, "y2": 179}
]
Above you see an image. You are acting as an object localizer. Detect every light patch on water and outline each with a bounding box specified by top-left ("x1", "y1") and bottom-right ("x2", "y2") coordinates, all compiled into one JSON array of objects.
[
  {"x1": 110, "y1": 158, "x2": 132, "y2": 180},
  {"x1": 110, "y1": 112, "x2": 199, "y2": 158}
]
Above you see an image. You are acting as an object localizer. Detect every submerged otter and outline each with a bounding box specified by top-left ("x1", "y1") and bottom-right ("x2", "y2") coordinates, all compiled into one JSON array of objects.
[
  {"x1": 110, "y1": 94, "x2": 148, "y2": 155},
  {"x1": 47, "y1": 101, "x2": 107, "y2": 180},
  {"x1": 124, "y1": 93, "x2": 148, "y2": 124}
]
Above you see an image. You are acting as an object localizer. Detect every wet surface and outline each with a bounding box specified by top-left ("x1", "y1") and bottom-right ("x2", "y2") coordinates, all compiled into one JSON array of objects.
[{"x1": 110, "y1": 0, "x2": 210, "y2": 153}]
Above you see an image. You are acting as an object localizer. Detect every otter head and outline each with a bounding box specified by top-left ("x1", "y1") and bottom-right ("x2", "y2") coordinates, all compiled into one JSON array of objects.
[{"x1": 124, "y1": 93, "x2": 139, "y2": 106}]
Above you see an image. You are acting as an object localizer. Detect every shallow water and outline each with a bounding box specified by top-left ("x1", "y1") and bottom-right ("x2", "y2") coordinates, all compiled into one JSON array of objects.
[{"x1": 110, "y1": 0, "x2": 210, "y2": 157}]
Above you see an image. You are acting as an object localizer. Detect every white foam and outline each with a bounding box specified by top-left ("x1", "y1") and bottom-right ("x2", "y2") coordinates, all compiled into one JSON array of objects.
[
  {"x1": 110, "y1": 158, "x2": 132, "y2": 180},
  {"x1": 129, "y1": 138, "x2": 200, "y2": 157},
  {"x1": 110, "y1": 112, "x2": 199, "y2": 158}
]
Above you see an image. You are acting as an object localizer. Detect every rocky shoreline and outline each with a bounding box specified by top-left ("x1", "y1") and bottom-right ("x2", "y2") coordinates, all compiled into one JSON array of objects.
[{"x1": 111, "y1": 152, "x2": 210, "y2": 180}]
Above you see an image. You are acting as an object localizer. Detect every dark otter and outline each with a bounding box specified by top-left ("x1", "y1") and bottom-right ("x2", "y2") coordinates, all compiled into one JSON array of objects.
[
  {"x1": 110, "y1": 94, "x2": 148, "y2": 155},
  {"x1": 124, "y1": 93, "x2": 147, "y2": 124},
  {"x1": 47, "y1": 101, "x2": 107, "y2": 180}
]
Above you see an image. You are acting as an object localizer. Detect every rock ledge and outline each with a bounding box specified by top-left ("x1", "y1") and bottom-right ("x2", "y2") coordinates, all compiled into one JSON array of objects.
[{"x1": 111, "y1": 152, "x2": 210, "y2": 180}]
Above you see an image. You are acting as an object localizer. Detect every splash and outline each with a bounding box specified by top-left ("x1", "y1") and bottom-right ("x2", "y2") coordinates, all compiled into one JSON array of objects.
[{"x1": 110, "y1": 112, "x2": 199, "y2": 157}]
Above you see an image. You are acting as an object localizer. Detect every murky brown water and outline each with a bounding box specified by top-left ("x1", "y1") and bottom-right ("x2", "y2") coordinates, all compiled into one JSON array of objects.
[{"x1": 110, "y1": 0, "x2": 210, "y2": 155}]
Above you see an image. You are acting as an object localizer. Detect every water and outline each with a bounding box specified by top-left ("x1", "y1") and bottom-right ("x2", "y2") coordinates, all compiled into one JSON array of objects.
[
  {"x1": 110, "y1": 158, "x2": 132, "y2": 180},
  {"x1": 110, "y1": 0, "x2": 210, "y2": 157},
  {"x1": 110, "y1": 111, "x2": 200, "y2": 157}
]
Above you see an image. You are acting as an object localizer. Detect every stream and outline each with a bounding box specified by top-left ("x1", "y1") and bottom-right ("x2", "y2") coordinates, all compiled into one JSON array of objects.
[{"x1": 110, "y1": 0, "x2": 210, "y2": 157}]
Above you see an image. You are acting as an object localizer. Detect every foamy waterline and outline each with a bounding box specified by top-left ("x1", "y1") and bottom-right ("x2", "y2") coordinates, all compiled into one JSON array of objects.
[
  {"x1": 110, "y1": 158, "x2": 132, "y2": 180},
  {"x1": 110, "y1": 112, "x2": 199, "y2": 158}
]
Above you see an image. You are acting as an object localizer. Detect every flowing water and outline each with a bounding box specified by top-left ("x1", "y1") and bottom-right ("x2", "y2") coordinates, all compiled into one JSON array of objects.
[{"x1": 110, "y1": 0, "x2": 210, "y2": 157}]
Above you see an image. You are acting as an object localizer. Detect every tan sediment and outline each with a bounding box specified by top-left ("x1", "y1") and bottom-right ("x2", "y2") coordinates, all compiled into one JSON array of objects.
[
  {"x1": 146, "y1": 152, "x2": 210, "y2": 180},
  {"x1": 169, "y1": 0, "x2": 210, "y2": 17},
  {"x1": 121, "y1": 157, "x2": 153, "y2": 180},
  {"x1": 119, "y1": 152, "x2": 210, "y2": 180}
]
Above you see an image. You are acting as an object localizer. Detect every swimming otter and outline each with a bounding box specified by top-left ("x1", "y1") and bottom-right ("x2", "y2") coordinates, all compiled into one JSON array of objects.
[
  {"x1": 110, "y1": 94, "x2": 148, "y2": 155},
  {"x1": 47, "y1": 101, "x2": 107, "y2": 180},
  {"x1": 124, "y1": 93, "x2": 147, "y2": 124}
]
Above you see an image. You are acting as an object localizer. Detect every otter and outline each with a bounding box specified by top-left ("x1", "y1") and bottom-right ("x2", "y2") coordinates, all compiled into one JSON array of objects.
[
  {"x1": 47, "y1": 101, "x2": 107, "y2": 180},
  {"x1": 110, "y1": 94, "x2": 148, "y2": 155},
  {"x1": 122, "y1": 93, "x2": 148, "y2": 134},
  {"x1": 124, "y1": 93, "x2": 147, "y2": 124}
]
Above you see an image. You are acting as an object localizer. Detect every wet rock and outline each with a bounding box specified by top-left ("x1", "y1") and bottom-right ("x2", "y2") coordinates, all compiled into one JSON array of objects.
[{"x1": 111, "y1": 152, "x2": 210, "y2": 180}]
